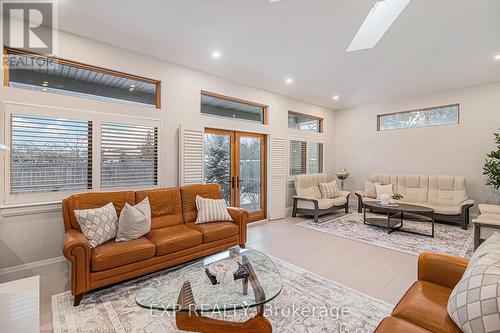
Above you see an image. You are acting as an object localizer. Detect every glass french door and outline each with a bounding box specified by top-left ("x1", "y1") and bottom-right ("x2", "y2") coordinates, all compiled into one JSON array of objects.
[{"x1": 204, "y1": 129, "x2": 267, "y2": 222}]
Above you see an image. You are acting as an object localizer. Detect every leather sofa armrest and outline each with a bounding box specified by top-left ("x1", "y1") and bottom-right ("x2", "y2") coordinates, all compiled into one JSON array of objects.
[
  {"x1": 418, "y1": 252, "x2": 469, "y2": 289},
  {"x1": 293, "y1": 196, "x2": 318, "y2": 203},
  {"x1": 478, "y1": 204, "x2": 500, "y2": 215},
  {"x1": 462, "y1": 199, "x2": 474, "y2": 207},
  {"x1": 63, "y1": 229, "x2": 91, "y2": 296},
  {"x1": 227, "y1": 207, "x2": 248, "y2": 247}
]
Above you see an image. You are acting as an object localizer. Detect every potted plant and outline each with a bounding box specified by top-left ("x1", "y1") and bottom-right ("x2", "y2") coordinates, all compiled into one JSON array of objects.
[{"x1": 483, "y1": 130, "x2": 500, "y2": 202}]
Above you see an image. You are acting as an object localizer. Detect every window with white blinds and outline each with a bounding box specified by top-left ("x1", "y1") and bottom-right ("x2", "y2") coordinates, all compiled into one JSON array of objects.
[
  {"x1": 290, "y1": 140, "x2": 307, "y2": 175},
  {"x1": 289, "y1": 139, "x2": 324, "y2": 176},
  {"x1": 10, "y1": 114, "x2": 92, "y2": 194},
  {"x1": 100, "y1": 122, "x2": 158, "y2": 188},
  {"x1": 308, "y1": 142, "x2": 324, "y2": 174}
]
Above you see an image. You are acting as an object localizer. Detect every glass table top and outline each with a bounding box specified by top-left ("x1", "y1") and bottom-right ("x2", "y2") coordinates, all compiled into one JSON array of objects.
[{"x1": 135, "y1": 247, "x2": 283, "y2": 312}]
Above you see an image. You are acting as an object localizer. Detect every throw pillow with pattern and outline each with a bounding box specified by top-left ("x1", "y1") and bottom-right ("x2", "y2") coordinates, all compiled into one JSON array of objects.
[
  {"x1": 74, "y1": 202, "x2": 118, "y2": 248},
  {"x1": 319, "y1": 181, "x2": 340, "y2": 199},
  {"x1": 195, "y1": 195, "x2": 233, "y2": 224},
  {"x1": 447, "y1": 233, "x2": 500, "y2": 333}
]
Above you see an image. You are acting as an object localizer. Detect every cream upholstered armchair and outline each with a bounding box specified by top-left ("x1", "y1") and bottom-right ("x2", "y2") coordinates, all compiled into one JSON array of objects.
[
  {"x1": 292, "y1": 174, "x2": 350, "y2": 222},
  {"x1": 473, "y1": 204, "x2": 500, "y2": 249}
]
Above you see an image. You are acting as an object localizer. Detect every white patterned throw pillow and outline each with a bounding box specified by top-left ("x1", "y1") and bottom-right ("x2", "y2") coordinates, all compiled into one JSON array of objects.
[
  {"x1": 319, "y1": 181, "x2": 340, "y2": 199},
  {"x1": 74, "y1": 202, "x2": 118, "y2": 248},
  {"x1": 195, "y1": 195, "x2": 233, "y2": 224},
  {"x1": 447, "y1": 233, "x2": 500, "y2": 333}
]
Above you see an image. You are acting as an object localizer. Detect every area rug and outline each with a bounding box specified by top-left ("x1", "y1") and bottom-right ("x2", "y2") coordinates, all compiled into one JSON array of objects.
[
  {"x1": 52, "y1": 256, "x2": 392, "y2": 333},
  {"x1": 296, "y1": 212, "x2": 474, "y2": 258}
]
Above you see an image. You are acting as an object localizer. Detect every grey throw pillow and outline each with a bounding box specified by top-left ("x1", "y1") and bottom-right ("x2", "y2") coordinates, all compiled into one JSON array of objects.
[
  {"x1": 447, "y1": 233, "x2": 500, "y2": 333},
  {"x1": 74, "y1": 202, "x2": 118, "y2": 248},
  {"x1": 116, "y1": 198, "x2": 151, "y2": 242}
]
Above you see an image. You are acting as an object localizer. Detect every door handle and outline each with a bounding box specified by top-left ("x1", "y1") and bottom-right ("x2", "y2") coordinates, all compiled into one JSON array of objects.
[
  {"x1": 236, "y1": 177, "x2": 240, "y2": 189},
  {"x1": 231, "y1": 176, "x2": 235, "y2": 189}
]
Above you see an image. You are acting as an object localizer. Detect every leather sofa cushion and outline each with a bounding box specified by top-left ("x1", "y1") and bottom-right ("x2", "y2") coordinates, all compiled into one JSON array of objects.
[
  {"x1": 392, "y1": 281, "x2": 461, "y2": 333},
  {"x1": 147, "y1": 224, "x2": 203, "y2": 256},
  {"x1": 91, "y1": 237, "x2": 155, "y2": 272},
  {"x1": 63, "y1": 191, "x2": 136, "y2": 231},
  {"x1": 420, "y1": 203, "x2": 461, "y2": 215},
  {"x1": 190, "y1": 222, "x2": 239, "y2": 243},
  {"x1": 297, "y1": 197, "x2": 347, "y2": 210},
  {"x1": 375, "y1": 317, "x2": 433, "y2": 333},
  {"x1": 180, "y1": 184, "x2": 222, "y2": 223},
  {"x1": 136, "y1": 188, "x2": 184, "y2": 229}
]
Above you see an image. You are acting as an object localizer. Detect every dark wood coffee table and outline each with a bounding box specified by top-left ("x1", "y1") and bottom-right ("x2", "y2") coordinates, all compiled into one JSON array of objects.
[{"x1": 363, "y1": 201, "x2": 435, "y2": 237}]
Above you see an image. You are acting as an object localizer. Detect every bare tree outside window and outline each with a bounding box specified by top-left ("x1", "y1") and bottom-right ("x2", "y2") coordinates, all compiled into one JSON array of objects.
[{"x1": 378, "y1": 104, "x2": 459, "y2": 131}]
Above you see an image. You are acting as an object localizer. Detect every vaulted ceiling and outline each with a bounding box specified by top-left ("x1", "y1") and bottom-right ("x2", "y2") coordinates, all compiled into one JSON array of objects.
[{"x1": 57, "y1": 0, "x2": 500, "y2": 109}]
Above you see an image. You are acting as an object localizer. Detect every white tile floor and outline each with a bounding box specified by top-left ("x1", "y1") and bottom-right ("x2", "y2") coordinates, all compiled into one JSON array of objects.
[{"x1": 39, "y1": 215, "x2": 418, "y2": 332}]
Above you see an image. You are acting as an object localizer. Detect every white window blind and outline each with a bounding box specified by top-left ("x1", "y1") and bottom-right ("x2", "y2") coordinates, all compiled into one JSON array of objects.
[
  {"x1": 270, "y1": 137, "x2": 286, "y2": 220},
  {"x1": 10, "y1": 114, "x2": 92, "y2": 194},
  {"x1": 308, "y1": 142, "x2": 324, "y2": 174},
  {"x1": 100, "y1": 122, "x2": 158, "y2": 188},
  {"x1": 290, "y1": 140, "x2": 307, "y2": 176}
]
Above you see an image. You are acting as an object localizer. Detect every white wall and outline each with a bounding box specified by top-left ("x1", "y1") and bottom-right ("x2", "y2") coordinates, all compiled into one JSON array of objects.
[
  {"x1": 334, "y1": 82, "x2": 500, "y2": 210},
  {"x1": 0, "y1": 31, "x2": 335, "y2": 276}
]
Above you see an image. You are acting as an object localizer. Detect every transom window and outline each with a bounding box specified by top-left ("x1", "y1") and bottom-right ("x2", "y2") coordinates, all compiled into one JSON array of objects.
[
  {"x1": 201, "y1": 91, "x2": 268, "y2": 124},
  {"x1": 5, "y1": 48, "x2": 161, "y2": 109},
  {"x1": 288, "y1": 111, "x2": 323, "y2": 133},
  {"x1": 378, "y1": 104, "x2": 459, "y2": 131}
]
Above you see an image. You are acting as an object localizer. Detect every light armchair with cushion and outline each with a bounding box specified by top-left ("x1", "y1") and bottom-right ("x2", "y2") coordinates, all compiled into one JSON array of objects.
[
  {"x1": 355, "y1": 173, "x2": 474, "y2": 229},
  {"x1": 292, "y1": 174, "x2": 350, "y2": 222},
  {"x1": 473, "y1": 204, "x2": 500, "y2": 249}
]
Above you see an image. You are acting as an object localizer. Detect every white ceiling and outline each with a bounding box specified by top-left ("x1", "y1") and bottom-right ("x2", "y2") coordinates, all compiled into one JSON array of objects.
[{"x1": 57, "y1": 0, "x2": 500, "y2": 109}]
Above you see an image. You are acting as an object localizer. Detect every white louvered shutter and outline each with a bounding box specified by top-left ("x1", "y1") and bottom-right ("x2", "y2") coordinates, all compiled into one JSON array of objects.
[
  {"x1": 179, "y1": 126, "x2": 204, "y2": 185},
  {"x1": 269, "y1": 136, "x2": 286, "y2": 220}
]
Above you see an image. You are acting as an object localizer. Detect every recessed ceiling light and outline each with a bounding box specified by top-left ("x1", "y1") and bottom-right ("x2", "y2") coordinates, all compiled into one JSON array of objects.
[
  {"x1": 212, "y1": 51, "x2": 221, "y2": 59},
  {"x1": 495, "y1": 54, "x2": 500, "y2": 61},
  {"x1": 285, "y1": 78, "x2": 293, "y2": 84},
  {"x1": 333, "y1": 95, "x2": 340, "y2": 100}
]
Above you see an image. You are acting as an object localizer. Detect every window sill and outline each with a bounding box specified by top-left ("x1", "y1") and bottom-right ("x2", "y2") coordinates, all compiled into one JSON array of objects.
[{"x1": 0, "y1": 201, "x2": 61, "y2": 218}]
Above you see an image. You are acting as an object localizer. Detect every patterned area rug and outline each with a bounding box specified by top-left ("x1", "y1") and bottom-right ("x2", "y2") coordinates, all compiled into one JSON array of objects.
[
  {"x1": 296, "y1": 212, "x2": 474, "y2": 258},
  {"x1": 52, "y1": 256, "x2": 391, "y2": 333}
]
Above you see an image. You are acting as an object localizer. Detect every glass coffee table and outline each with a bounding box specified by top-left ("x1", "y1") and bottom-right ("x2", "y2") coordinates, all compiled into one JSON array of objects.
[
  {"x1": 363, "y1": 201, "x2": 435, "y2": 237},
  {"x1": 136, "y1": 247, "x2": 282, "y2": 333}
]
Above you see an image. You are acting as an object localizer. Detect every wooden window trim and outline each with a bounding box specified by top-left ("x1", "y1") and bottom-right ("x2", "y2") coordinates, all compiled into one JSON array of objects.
[
  {"x1": 288, "y1": 111, "x2": 324, "y2": 133},
  {"x1": 4, "y1": 47, "x2": 162, "y2": 109},
  {"x1": 201, "y1": 90, "x2": 269, "y2": 125},
  {"x1": 377, "y1": 103, "x2": 460, "y2": 131}
]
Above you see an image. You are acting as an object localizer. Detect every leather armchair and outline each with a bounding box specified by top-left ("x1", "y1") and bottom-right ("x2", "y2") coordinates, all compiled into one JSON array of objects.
[{"x1": 374, "y1": 252, "x2": 468, "y2": 333}]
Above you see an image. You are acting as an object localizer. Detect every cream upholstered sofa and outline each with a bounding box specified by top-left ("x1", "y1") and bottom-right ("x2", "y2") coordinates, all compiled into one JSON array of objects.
[
  {"x1": 292, "y1": 174, "x2": 350, "y2": 222},
  {"x1": 355, "y1": 173, "x2": 474, "y2": 230},
  {"x1": 472, "y1": 204, "x2": 500, "y2": 249}
]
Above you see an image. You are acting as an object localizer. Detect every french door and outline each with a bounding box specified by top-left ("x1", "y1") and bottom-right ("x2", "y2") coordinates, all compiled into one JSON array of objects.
[{"x1": 204, "y1": 128, "x2": 267, "y2": 222}]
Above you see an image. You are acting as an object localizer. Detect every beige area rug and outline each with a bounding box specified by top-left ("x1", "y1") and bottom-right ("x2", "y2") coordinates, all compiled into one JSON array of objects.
[
  {"x1": 52, "y1": 256, "x2": 392, "y2": 333},
  {"x1": 296, "y1": 212, "x2": 474, "y2": 258}
]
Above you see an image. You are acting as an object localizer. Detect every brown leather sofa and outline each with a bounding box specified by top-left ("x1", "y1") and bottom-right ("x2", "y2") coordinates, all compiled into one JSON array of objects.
[
  {"x1": 374, "y1": 252, "x2": 469, "y2": 333},
  {"x1": 62, "y1": 184, "x2": 248, "y2": 306}
]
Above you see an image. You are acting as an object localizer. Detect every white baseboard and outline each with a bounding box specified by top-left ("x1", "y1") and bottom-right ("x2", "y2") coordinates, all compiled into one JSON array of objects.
[{"x1": 0, "y1": 256, "x2": 67, "y2": 283}]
